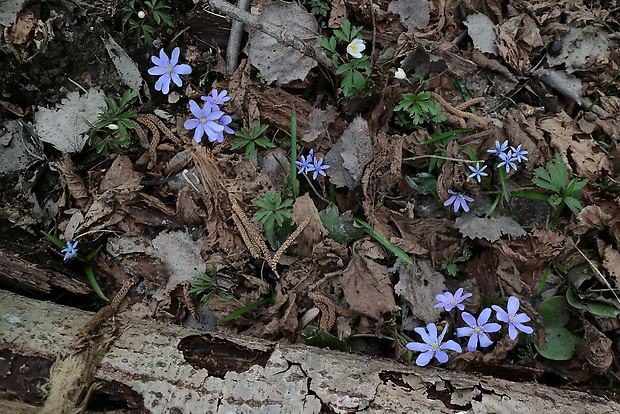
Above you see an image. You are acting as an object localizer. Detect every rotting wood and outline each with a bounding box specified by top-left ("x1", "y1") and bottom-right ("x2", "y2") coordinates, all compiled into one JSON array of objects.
[
  {"x1": 1, "y1": 289, "x2": 619, "y2": 413},
  {"x1": 0, "y1": 239, "x2": 90, "y2": 296}
]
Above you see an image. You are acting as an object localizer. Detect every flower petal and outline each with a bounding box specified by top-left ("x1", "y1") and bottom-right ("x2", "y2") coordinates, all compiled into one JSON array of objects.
[
  {"x1": 456, "y1": 327, "x2": 473, "y2": 338},
  {"x1": 434, "y1": 351, "x2": 449, "y2": 363},
  {"x1": 148, "y1": 66, "x2": 167, "y2": 75},
  {"x1": 482, "y1": 322, "x2": 501, "y2": 333},
  {"x1": 189, "y1": 100, "x2": 202, "y2": 117},
  {"x1": 478, "y1": 333, "x2": 493, "y2": 348},
  {"x1": 461, "y1": 312, "x2": 476, "y2": 327},
  {"x1": 406, "y1": 341, "x2": 430, "y2": 352},
  {"x1": 416, "y1": 350, "x2": 434, "y2": 367},
  {"x1": 507, "y1": 296, "x2": 520, "y2": 315},
  {"x1": 478, "y1": 308, "x2": 492, "y2": 325},
  {"x1": 467, "y1": 335, "x2": 479, "y2": 352},
  {"x1": 175, "y1": 63, "x2": 192, "y2": 75},
  {"x1": 184, "y1": 119, "x2": 200, "y2": 130},
  {"x1": 170, "y1": 47, "x2": 180, "y2": 66},
  {"x1": 170, "y1": 72, "x2": 183, "y2": 87},
  {"x1": 158, "y1": 48, "x2": 170, "y2": 66},
  {"x1": 440, "y1": 340, "x2": 462, "y2": 353},
  {"x1": 492, "y1": 305, "x2": 509, "y2": 322}
]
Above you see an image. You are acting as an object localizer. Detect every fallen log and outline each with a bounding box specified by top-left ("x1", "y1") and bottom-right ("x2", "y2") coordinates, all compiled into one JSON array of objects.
[{"x1": 0, "y1": 288, "x2": 617, "y2": 413}]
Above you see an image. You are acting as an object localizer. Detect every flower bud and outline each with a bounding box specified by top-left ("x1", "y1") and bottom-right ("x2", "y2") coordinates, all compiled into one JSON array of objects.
[
  {"x1": 137, "y1": 11, "x2": 146, "y2": 19},
  {"x1": 107, "y1": 124, "x2": 119, "y2": 131}
]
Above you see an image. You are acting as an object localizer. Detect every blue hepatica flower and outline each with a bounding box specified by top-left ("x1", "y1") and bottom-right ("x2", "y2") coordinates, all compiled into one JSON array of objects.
[
  {"x1": 212, "y1": 114, "x2": 234, "y2": 143},
  {"x1": 467, "y1": 162, "x2": 488, "y2": 182},
  {"x1": 487, "y1": 140, "x2": 509, "y2": 157},
  {"x1": 308, "y1": 155, "x2": 330, "y2": 180},
  {"x1": 434, "y1": 288, "x2": 472, "y2": 312},
  {"x1": 148, "y1": 47, "x2": 192, "y2": 95},
  {"x1": 296, "y1": 149, "x2": 314, "y2": 174},
  {"x1": 444, "y1": 190, "x2": 474, "y2": 213},
  {"x1": 510, "y1": 144, "x2": 529, "y2": 163},
  {"x1": 406, "y1": 323, "x2": 462, "y2": 366},
  {"x1": 61, "y1": 240, "x2": 79, "y2": 261},
  {"x1": 184, "y1": 100, "x2": 225, "y2": 143},
  {"x1": 497, "y1": 151, "x2": 518, "y2": 173},
  {"x1": 202, "y1": 89, "x2": 231, "y2": 105},
  {"x1": 457, "y1": 308, "x2": 502, "y2": 352},
  {"x1": 492, "y1": 296, "x2": 534, "y2": 340}
]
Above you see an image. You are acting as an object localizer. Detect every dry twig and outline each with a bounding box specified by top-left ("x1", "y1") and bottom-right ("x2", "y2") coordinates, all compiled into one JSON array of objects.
[{"x1": 430, "y1": 92, "x2": 487, "y2": 128}]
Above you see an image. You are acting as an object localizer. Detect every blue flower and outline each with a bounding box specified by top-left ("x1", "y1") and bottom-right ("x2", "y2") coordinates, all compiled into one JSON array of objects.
[
  {"x1": 61, "y1": 240, "x2": 79, "y2": 261},
  {"x1": 211, "y1": 114, "x2": 234, "y2": 143},
  {"x1": 497, "y1": 151, "x2": 518, "y2": 173},
  {"x1": 487, "y1": 140, "x2": 509, "y2": 156},
  {"x1": 457, "y1": 308, "x2": 502, "y2": 352},
  {"x1": 296, "y1": 149, "x2": 314, "y2": 174},
  {"x1": 183, "y1": 100, "x2": 225, "y2": 143},
  {"x1": 202, "y1": 89, "x2": 231, "y2": 105},
  {"x1": 443, "y1": 190, "x2": 474, "y2": 213},
  {"x1": 434, "y1": 288, "x2": 472, "y2": 311},
  {"x1": 467, "y1": 162, "x2": 488, "y2": 182},
  {"x1": 148, "y1": 47, "x2": 192, "y2": 95},
  {"x1": 510, "y1": 144, "x2": 528, "y2": 163},
  {"x1": 406, "y1": 323, "x2": 462, "y2": 366},
  {"x1": 308, "y1": 156, "x2": 330, "y2": 179},
  {"x1": 492, "y1": 296, "x2": 534, "y2": 340}
]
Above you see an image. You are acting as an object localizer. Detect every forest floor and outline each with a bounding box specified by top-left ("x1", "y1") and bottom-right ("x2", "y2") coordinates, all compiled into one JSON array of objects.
[{"x1": 1, "y1": 0, "x2": 620, "y2": 407}]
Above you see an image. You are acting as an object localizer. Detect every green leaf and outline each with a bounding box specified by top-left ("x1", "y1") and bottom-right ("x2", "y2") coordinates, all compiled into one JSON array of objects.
[
  {"x1": 244, "y1": 141, "x2": 256, "y2": 159},
  {"x1": 41, "y1": 231, "x2": 67, "y2": 250},
  {"x1": 353, "y1": 218, "x2": 413, "y2": 265},
  {"x1": 255, "y1": 137, "x2": 276, "y2": 149},
  {"x1": 511, "y1": 191, "x2": 550, "y2": 201},
  {"x1": 566, "y1": 288, "x2": 620, "y2": 317},
  {"x1": 84, "y1": 263, "x2": 109, "y2": 301},
  {"x1": 537, "y1": 296, "x2": 570, "y2": 327},
  {"x1": 319, "y1": 204, "x2": 364, "y2": 244},
  {"x1": 534, "y1": 326, "x2": 575, "y2": 361},
  {"x1": 219, "y1": 292, "x2": 275, "y2": 324},
  {"x1": 563, "y1": 196, "x2": 583, "y2": 215}
]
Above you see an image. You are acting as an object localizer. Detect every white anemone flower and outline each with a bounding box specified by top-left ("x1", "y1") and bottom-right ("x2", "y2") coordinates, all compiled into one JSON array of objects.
[
  {"x1": 394, "y1": 68, "x2": 406, "y2": 79},
  {"x1": 346, "y1": 38, "x2": 366, "y2": 58}
]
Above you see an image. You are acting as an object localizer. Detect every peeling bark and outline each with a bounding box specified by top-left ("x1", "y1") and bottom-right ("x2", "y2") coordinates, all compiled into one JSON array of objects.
[{"x1": 0, "y1": 289, "x2": 618, "y2": 413}]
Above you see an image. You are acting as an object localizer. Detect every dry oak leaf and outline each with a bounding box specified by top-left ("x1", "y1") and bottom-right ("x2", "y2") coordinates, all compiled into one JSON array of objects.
[
  {"x1": 538, "y1": 112, "x2": 612, "y2": 180},
  {"x1": 341, "y1": 248, "x2": 398, "y2": 320}
]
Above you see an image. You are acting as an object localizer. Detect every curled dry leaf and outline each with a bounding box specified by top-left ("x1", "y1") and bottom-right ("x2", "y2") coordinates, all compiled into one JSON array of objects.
[
  {"x1": 292, "y1": 194, "x2": 327, "y2": 257},
  {"x1": 582, "y1": 320, "x2": 613, "y2": 373}
]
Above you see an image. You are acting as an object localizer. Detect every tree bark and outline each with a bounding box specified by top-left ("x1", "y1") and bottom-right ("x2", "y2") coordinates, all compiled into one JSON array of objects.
[{"x1": 0, "y1": 288, "x2": 617, "y2": 413}]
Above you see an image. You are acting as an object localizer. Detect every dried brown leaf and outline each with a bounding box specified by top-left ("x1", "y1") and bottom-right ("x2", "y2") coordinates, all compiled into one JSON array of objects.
[
  {"x1": 539, "y1": 112, "x2": 612, "y2": 180},
  {"x1": 341, "y1": 249, "x2": 398, "y2": 320},
  {"x1": 246, "y1": 2, "x2": 318, "y2": 85},
  {"x1": 293, "y1": 194, "x2": 327, "y2": 257},
  {"x1": 602, "y1": 245, "x2": 620, "y2": 289}
]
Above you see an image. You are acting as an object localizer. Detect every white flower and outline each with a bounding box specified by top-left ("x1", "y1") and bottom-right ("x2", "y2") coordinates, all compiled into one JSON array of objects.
[
  {"x1": 137, "y1": 11, "x2": 146, "y2": 19},
  {"x1": 346, "y1": 38, "x2": 365, "y2": 58},
  {"x1": 394, "y1": 68, "x2": 406, "y2": 80}
]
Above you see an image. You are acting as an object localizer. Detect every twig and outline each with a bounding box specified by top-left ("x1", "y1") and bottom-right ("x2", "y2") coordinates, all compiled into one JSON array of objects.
[
  {"x1": 430, "y1": 92, "x2": 488, "y2": 127},
  {"x1": 226, "y1": 0, "x2": 251, "y2": 74},
  {"x1": 403, "y1": 154, "x2": 478, "y2": 163},
  {"x1": 204, "y1": 0, "x2": 335, "y2": 71}
]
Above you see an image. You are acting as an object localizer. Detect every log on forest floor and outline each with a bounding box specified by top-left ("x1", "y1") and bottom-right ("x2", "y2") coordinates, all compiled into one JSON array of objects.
[{"x1": 0, "y1": 289, "x2": 618, "y2": 413}]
